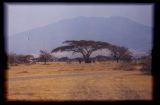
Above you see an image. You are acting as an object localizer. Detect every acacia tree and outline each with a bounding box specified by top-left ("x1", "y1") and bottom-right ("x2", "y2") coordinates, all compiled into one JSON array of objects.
[
  {"x1": 110, "y1": 46, "x2": 132, "y2": 62},
  {"x1": 39, "y1": 50, "x2": 52, "y2": 64},
  {"x1": 52, "y1": 40, "x2": 112, "y2": 63}
]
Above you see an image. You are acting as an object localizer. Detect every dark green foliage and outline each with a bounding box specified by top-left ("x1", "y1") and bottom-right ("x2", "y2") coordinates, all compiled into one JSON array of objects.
[{"x1": 52, "y1": 40, "x2": 112, "y2": 63}]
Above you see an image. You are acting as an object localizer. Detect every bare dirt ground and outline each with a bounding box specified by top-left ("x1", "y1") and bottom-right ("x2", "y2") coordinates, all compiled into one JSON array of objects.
[{"x1": 7, "y1": 61, "x2": 152, "y2": 101}]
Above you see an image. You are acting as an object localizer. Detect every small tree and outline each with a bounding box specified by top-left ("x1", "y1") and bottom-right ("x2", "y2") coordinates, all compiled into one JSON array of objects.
[
  {"x1": 110, "y1": 46, "x2": 132, "y2": 62},
  {"x1": 39, "y1": 50, "x2": 52, "y2": 64}
]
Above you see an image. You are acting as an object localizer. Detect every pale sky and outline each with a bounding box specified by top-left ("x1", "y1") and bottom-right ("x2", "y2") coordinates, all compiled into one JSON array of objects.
[{"x1": 6, "y1": 3, "x2": 153, "y2": 36}]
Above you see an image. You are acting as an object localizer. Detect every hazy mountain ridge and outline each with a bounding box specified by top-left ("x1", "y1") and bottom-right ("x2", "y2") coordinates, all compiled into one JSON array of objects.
[{"x1": 8, "y1": 16, "x2": 152, "y2": 56}]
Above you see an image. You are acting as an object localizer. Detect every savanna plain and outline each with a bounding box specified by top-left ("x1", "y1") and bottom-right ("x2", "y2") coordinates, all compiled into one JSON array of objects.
[{"x1": 7, "y1": 61, "x2": 152, "y2": 101}]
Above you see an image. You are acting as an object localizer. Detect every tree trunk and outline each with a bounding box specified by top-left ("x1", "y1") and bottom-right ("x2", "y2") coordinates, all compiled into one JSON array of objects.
[
  {"x1": 44, "y1": 59, "x2": 47, "y2": 64},
  {"x1": 84, "y1": 59, "x2": 91, "y2": 63},
  {"x1": 116, "y1": 58, "x2": 119, "y2": 63},
  {"x1": 84, "y1": 56, "x2": 91, "y2": 63}
]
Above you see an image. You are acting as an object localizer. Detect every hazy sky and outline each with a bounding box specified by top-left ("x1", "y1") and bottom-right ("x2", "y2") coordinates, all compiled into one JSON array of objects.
[{"x1": 6, "y1": 4, "x2": 153, "y2": 36}]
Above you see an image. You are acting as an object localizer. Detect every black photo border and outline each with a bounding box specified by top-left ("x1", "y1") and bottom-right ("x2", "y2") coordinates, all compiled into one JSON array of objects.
[{"x1": 0, "y1": 0, "x2": 160, "y2": 105}]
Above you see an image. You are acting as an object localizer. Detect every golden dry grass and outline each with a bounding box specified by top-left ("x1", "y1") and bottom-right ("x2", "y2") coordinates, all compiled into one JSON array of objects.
[
  {"x1": 8, "y1": 61, "x2": 121, "y2": 77},
  {"x1": 7, "y1": 61, "x2": 152, "y2": 101}
]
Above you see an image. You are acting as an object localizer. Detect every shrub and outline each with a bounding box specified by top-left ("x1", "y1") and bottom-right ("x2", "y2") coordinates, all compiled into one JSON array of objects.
[
  {"x1": 140, "y1": 55, "x2": 151, "y2": 74},
  {"x1": 114, "y1": 61, "x2": 134, "y2": 71}
]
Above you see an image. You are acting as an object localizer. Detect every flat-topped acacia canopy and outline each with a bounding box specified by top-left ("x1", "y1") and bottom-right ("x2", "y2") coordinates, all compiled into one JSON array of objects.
[{"x1": 51, "y1": 40, "x2": 130, "y2": 63}]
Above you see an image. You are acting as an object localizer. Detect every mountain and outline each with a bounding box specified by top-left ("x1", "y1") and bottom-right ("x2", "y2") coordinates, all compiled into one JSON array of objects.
[{"x1": 8, "y1": 16, "x2": 152, "y2": 56}]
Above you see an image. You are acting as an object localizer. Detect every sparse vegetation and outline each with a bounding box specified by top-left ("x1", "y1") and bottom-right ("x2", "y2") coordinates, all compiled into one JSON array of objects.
[
  {"x1": 8, "y1": 53, "x2": 17, "y2": 66},
  {"x1": 8, "y1": 53, "x2": 34, "y2": 65},
  {"x1": 39, "y1": 50, "x2": 52, "y2": 64},
  {"x1": 7, "y1": 40, "x2": 152, "y2": 100},
  {"x1": 110, "y1": 46, "x2": 132, "y2": 62},
  {"x1": 52, "y1": 40, "x2": 133, "y2": 63},
  {"x1": 7, "y1": 61, "x2": 152, "y2": 100},
  {"x1": 52, "y1": 40, "x2": 114, "y2": 63},
  {"x1": 114, "y1": 61, "x2": 134, "y2": 71},
  {"x1": 140, "y1": 55, "x2": 151, "y2": 74}
]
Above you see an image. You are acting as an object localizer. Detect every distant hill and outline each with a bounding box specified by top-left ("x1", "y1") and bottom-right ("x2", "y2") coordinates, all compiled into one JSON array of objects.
[{"x1": 8, "y1": 16, "x2": 152, "y2": 56}]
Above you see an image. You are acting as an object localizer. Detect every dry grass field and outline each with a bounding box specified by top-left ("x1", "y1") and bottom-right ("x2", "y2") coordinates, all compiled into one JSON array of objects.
[{"x1": 7, "y1": 61, "x2": 152, "y2": 101}]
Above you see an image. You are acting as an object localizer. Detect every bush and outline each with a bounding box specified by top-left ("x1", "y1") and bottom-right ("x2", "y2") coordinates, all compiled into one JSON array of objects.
[
  {"x1": 8, "y1": 53, "x2": 34, "y2": 65},
  {"x1": 114, "y1": 61, "x2": 134, "y2": 71},
  {"x1": 140, "y1": 55, "x2": 151, "y2": 74},
  {"x1": 8, "y1": 53, "x2": 18, "y2": 65}
]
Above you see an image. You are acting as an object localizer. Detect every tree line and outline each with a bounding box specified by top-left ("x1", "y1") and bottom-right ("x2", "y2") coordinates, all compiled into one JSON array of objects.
[
  {"x1": 9, "y1": 40, "x2": 132, "y2": 64},
  {"x1": 8, "y1": 40, "x2": 151, "y2": 73},
  {"x1": 52, "y1": 40, "x2": 132, "y2": 63}
]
